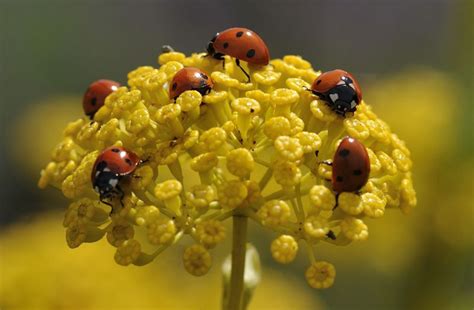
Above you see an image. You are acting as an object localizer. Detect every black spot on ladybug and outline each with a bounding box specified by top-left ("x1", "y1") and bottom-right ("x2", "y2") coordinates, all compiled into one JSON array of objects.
[
  {"x1": 97, "y1": 161, "x2": 108, "y2": 170},
  {"x1": 172, "y1": 82, "x2": 177, "y2": 90},
  {"x1": 316, "y1": 80, "x2": 322, "y2": 85},
  {"x1": 90, "y1": 97, "x2": 97, "y2": 106},
  {"x1": 223, "y1": 42, "x2": 229, "y2": 49},
  {"x1": 246, "y1": 49, "x2": 256, "y2": 58},
  {"x1": 338, "y1": 149, "x2": 350, "y2": 157},
  {"x1": 336, "y1": 176, "x2": 344, "y2": 182},
  {"x1": 111, "y1": 148, "x2": 120, "y2": 153},
  {"x1": 315, "y1": 150, "x2": 319, "y2": 157},
  {"x1": 125, "y1": 158, "x2": 133, "y2": 166},
  {"x1": 250, "y1": 108, "x2": 255, "y2": 113},
  {"x1": 201, "y1": 73, "x2": 208, "y2": 80},
  {"x1": 236, "y1": 31, "x2": 244, "y2": 38},
  {"x1": 353, "y1": 169, "x2": 362, "y2": 176}
]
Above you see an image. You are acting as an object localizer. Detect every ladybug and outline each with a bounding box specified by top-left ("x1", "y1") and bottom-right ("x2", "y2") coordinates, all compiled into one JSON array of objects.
[
  {"x1": 169, "y1": 67, "x2": 213, "y2": 100},
  {"x1": 83, "y1": 79, "x2": 120, "y2": 119},
  {"x1": 91, "y1": 146, "x2": 141, "y2": 207},
  {"x1": 331, "y1": 137, "x2": 370, "y2": 193},
  {"x1": 310, "y1": 69, "x2": 362, "y2": 116},
  {"x1": 206, "y1": 27, "x2": 270, "y2": 82}
]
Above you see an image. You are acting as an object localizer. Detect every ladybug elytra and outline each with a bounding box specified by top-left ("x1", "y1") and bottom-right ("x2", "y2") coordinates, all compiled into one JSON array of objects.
[
  {"x1": 206, "y1": 27, "x2": 270, "y2": 82},
  {"x1": 83, "y1": 79, "x2": 120, "y2": 119},
  {"x1": 331, "y1": 137, "x2": 370, "y2": 193},
  {"x1": 169, "y1": 67, "x2": 213, "y2": 100}
]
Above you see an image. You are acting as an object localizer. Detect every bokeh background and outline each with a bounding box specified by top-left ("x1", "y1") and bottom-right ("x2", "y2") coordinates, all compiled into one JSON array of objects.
[{"x1": 1, "y1": 0, "x2": 473, "y2": 309}]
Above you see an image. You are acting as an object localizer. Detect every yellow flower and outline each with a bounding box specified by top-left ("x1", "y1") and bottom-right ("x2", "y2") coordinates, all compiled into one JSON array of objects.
[
  {"x1": 191, "y1": 152, "x2": 219, "y2": 172},
  {"x1": 186, "y1": 185, "x2": 217, "y2": 210},
  {"x1": 271, "y1": 235, "x2": 298, "y2": 264},
  {"x1": 114, "y1": 239, "x2": 142, "y2": 266},
  {"x1": 305, "y1": 261, "x2": 336, "y2": 289},
  {"x1": 338, "y1": 192, "x2": 364, "y2": 215},
  {"x1": 218, "y1": 180, "x2": 248, "y2": 209},
  {"x1": 257, "y1": 200, "x2": 291, "y2": 227},
  {"x1": 147, "y1": 217, "x2": 177, "y2": 245},
  {"x1": 304, "y1": 215, "x2": 330, "y2": 239},
  {"x1": 154, "y1": 180, "x2": 183, "y2": 215},
  {"x1": 309, "y1": 185, "x2": 336, "y2": 211},
  {"x1": 274, "y1": 136, "x2": 304, "y2": 162},
  {"x1": 263, "y1": 116, "x2": 291, "y2": 140},
  {"x1": 39, "y1": 47, "x2": 416, "y2": 289},
  {"x1": 341, "y1": 217, "x2": 369, "y2": 241},
  {"x1": 183, "y1": 244, "x2": 212, "y2": 276},
  {"x1": 273, "y1": 160, "x2": 302, "y2": 187},
  {"x1": 195, "y1": 220, "x2": 226, "y2": 248},
  {"x1": 107, "y1": 220, "x2": 135, "y2": 247},
  {"x1": 226, "y1": 148, "x2": 255, "y2": 178}
]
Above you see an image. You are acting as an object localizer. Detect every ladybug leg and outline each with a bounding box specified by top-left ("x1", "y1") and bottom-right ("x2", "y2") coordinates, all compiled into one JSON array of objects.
[
  {"x1": 321, "y1": 160, "x2": 333, "y2": 166},
  {"x1": 333, "y1": 192, "x2": 340, "y2": 210},
  {"x1": 116, "y1": 185, "x2": 125, "y2": 207},
  {"x1": 235, "y1": 59, "x2": 251, "y2": 83},
  {"x1": 326, "y1": 230, "x2": 336, "y2": 240}
]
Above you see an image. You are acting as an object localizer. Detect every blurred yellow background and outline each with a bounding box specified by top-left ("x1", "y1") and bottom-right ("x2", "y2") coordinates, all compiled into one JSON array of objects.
[{"x1": 1, "y1": 0, "x2": 472, "y2": 309}]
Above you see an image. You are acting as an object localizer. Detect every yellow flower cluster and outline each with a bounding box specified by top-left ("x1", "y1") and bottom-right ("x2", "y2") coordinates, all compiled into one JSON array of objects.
[{"x1": 39, "y1": 49, "x2": 416, "y2": 289}]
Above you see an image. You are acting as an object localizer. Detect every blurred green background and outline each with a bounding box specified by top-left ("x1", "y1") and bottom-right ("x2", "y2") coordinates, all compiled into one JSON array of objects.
[{"x1": 1, "y1": 0, "x2": 472, "y2": 309}]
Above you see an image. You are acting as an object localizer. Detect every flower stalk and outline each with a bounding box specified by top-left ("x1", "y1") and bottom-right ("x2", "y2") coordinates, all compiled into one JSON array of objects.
[{"x1": 228, "y1": 214, "x2": 248, "y2": 310}]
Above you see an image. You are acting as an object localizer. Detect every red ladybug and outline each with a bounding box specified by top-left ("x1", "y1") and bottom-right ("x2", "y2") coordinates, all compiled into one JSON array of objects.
[
  {"x1": 169, "y1": 67, "x2": 213, "y2": 100},
  {"x1": 83, "y1": 80, "x2": 120, "y2": 119},
  {"x1": 206, "y1": 27, "x2": 270, "y2": 82},
  {"x1": 311, "y1": 69, "x2": 362, "y2": 116},
  {"x1": 91, "y1": 146, "x2": 141, "y2": 207},
  {"x1": 331, "y1": 137, "x2": 370, "y2": 193}
]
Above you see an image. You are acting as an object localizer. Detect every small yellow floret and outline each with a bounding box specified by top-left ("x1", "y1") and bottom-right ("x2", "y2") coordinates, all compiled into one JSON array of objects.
[
  {"x1": 176, "y1": 90, "x2": 202, "y2": 112},
  {"x1": 231, "y1": 98, "x2": 261, "y2": 115},
  {"x1": 186, "y1": 185, "x2": 217, "y2": 210},
  {"x1": 226, "y1": 148, "x2": 255, "y2": 178},
  {"x1": 341, "y1": 217, "x2": 368, "y2": 241},
  {"x1": 263, "y1": 117, "x2": 291, "y2": 140},
  {"x1": 274, "y1": 136, "x2": 304, "y2": 162},
  {"x1": 257, "y1": 200, "x2": 291, "y2": 227},
  {"x1": 295, "y1": 132, "x2": 322, "y2": 153},
  {"x1": 107, "y1": 222, "x2": 135, "y2": 247},
  {"x1": 147, "y1": 217, "x2": 177, "y2": 245},
  {"x1": 273, "y1": 160, "x2": 302, "y2": 187},
  {"x1": 304, "y1": 215, "x2": 330, "y2": 239},
  {"x1": 66, "y1": 222, "x2": 87, "y2": 249},
  {"x1": 338, "y1": 192, "x2": 364, "y2": 215},
  {"x1": 309, "y1": 185, "x2": 336, "y2": 211},
  {"x1": 199, "y1": 127, "x2": 227, "y2": 152},
  {"x1": 305, "y1": 261, "x2": 336, "y2": 289},
  {"x1": 362, "y1": 192, "x2": 386, "y2": 218},
  {"x1": 310, "y1": 100, "x2": 337, "y2": 122},
  {"x1": 195, "y1": 220, "x2": 226, "y2": 248},
  {"x1": 154, "y1": 180, "x2": 182, "y2": 200},
  {"x1": 218, "y1": 180, "x2": 248, "y2": 209},
  {"x1": 183, "y1": 244, "x2": 212, "y2": 276},
  {"x1": 271, "y1": 235, "x2": 298, "y2": 264},
  {"x1": 190, "y1": 152, "x2": 218, "y2": 172},
  {"x1": 114, "y1": 239, "x2": 141, "y2": 266},
  {"x1": 134, "y1": 205, "x2": 161, "y2": 226}
]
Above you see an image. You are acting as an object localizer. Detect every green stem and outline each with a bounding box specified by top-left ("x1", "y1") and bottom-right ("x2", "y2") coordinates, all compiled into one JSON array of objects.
[{"x1": 228, "y1": 215, "x2": 248, "y2": 310}]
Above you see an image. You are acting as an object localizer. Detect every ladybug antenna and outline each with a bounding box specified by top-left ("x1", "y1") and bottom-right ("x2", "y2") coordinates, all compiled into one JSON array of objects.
[{"x1": 162, "y1": 45, "x2": 175, "y2": 53}]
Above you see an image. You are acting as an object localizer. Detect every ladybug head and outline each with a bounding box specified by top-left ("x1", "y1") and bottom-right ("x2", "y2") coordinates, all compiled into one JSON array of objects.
[{"x1": 206, "y1": 33, "x2": 218, "y2": 56}]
